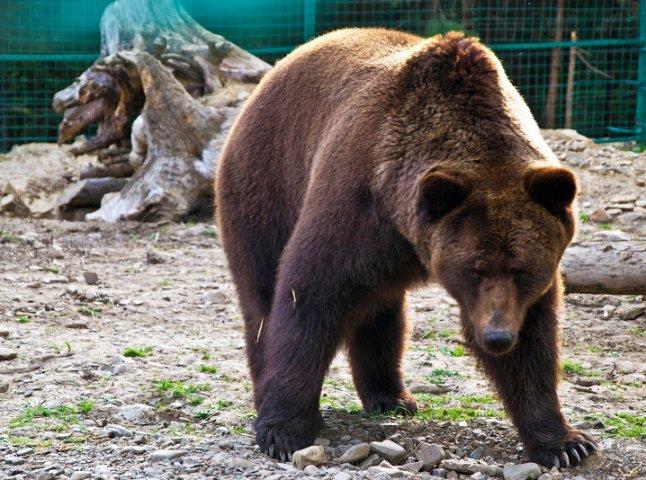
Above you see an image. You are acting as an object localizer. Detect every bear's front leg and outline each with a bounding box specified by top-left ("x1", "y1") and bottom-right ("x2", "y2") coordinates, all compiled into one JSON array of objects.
[
  {"x1": 469, "y1": 284, "x2": 597, "y2": 468},
  {"x1": 253, "y1": 247, "x2": 355, "y2": 461}
]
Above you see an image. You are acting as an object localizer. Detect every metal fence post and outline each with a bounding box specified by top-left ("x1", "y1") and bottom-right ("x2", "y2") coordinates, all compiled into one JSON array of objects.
[
  {"x1": 637, "y1": 0, "x2": 646, "y2": 145},
  {"x1": 304, "y1": 0, "x2": 316, "y2": 42}
]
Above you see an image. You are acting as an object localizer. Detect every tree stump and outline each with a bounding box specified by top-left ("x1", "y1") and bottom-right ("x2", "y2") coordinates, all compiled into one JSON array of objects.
[{"x1": 53, "y1": 0, "x2": 270, "y2": 222}]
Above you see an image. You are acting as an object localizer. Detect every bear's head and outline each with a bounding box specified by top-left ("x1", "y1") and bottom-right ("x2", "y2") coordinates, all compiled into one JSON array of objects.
[{"x1": 416, "y1": 166, "x2": 577, "y2": 355}]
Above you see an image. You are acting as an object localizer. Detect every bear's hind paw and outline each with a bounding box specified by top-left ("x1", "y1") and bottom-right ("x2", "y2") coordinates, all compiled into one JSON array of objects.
[{"x1": 364, "y1": 392, "x2": 418, "y2": 416}]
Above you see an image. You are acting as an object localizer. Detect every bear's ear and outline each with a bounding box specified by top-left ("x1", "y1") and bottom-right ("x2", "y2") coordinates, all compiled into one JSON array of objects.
[
  {"x1": 525, "y1": 166, "x2": 577, "y2": 217},
  {"x1": 417, "y1": 171, "x2": 471, "y2": 222}
]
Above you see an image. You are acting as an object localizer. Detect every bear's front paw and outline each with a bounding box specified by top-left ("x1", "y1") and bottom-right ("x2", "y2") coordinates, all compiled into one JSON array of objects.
[
  {"x1": 255, "y1": 413, "x2": 323, "y2": 462},
  {"x1": 529, "y1": 430, "x2": 598, "y2": 468},
  {"x1": 364, "y1": 391, "x2": 418, "y2": 416}
]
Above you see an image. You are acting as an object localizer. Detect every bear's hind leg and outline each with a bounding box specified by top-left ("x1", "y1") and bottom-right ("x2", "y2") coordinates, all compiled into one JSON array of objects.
[{"x1": 347, "y1": 296, "x2": 417, "y2": 415}]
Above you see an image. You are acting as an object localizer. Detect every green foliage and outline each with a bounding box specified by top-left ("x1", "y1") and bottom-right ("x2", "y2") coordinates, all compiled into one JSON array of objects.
[
  {"x1": 153, "y1": 379, "x2": 210, "y2": 406},
  {"x1": 198, "y1": 365, "x2": 218, "y2": 374},
  {"x1": 16, "y1": 315, "x2": 31, "y2": 323},
  {"x1": 440, "y1": 345, "x2": 465, "y2": 357},
  {"x1": 123, "y1": 346, "x2": 153, "y2": 358},
  {"x1": 579, "y1": 212, "x2": 590, "y2": 223},
  {"x1": 416, "y1": 394, "x2": 502, "y2": 422},
  {"x1": 426, "y1": 368, "x2": 463, "y2": 384},
  {"x1": 77, "y1": 306, "x2": 101, "y2": 317},
  {"x1": 593, "y1": 414, "x2": 645, "y2": 439}
]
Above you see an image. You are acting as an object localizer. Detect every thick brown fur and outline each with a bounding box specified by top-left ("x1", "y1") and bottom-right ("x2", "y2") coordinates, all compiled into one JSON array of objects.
[{"x1": 215, "y1": 28, "x2": 596, "y2": 467}]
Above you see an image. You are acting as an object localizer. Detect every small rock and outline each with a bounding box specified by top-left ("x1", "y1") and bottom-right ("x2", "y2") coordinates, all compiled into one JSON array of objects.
[
  {"x1": 219, "y1": 439, "x2": 234, "y2": 450},
  {"x1": 292, "y1": 445, "x2": 327, "y2": 469},
  {"x1": 82, "y1": 271, "x2": 99, "y2": 285},
  {"x1": 399, "y1": 460, "x2": 424, "y2": 472},
  {"x1": 146, "y1": 248, "x2": 167, "y2": 264},
  {"x1": 503, "y1": 462, "x2": 542, "y2": 480},
  {"x1": 333, "y1": 472, "x2": 353, "y2": 480},
  {"x1": 410, "y1": 384, "x2": 452, "y2": 394},
  {"x1": 149, "y1": 449, "x2": 188, "y2": 462},
  {"x1": 0, "y1": 329, "x2": 11, "y2": 338},
  {"x1": 215, "y1": 426, "x2": 229, "y2": 435},
  {"x1": 64, "y1": 318, "x2": 89, "y2": 329},
  {"x1": 588, "y1": 208, "x2": 612, "y2": 223},
  {"x1": 100, "y1": 424, "x2": 132, "y2": 438},
  {"x1": 112, "y1": 403, "x2": 153, "y2": 425},
  {"x1": 69, "y1": 472, "x2": 91, "y2": 480},
  {"x1": 574, "y1": 420, "x2": 593, "y2": 430},
  {"x1": 303, "y1": 464, "x2": 320, "y2": 475},
  {"x1": 0, "y1": 348, "x2": 17, "y2": 361},
  {"x1": 615, "y1": 303, "x2": 645, "y2": 320},
  {"x1": 36, "y1": 472, "x2": 54, "y2": 480},
  {"x1": 416, "y1": 442, "x2": 445, "y2": 470},
  {"x1": 4, "y1": 456, "x2": 25, "y2": 465},
  {"x1": 610, "y1": 194, "x2": 637, "y2": 203},
  {"x1": 537, "y1": 474, "x2": 552, "y2": 480},
  {"x1": 0, "y1": 383, "x2": 10, "y2": 394},
  {"x1": 338, "y1": 443, "x2": 370, "y2": 464},
  {"x1": 367, "y1": 465, "x2": 404, "y2": 477},
  {"x1": 440, "y1": 458, "x2": 503, "y2": 476},
  {"x1": 592, "y1": 230, "x2": 630, "y2": 241},
  {"x1": 201, "y1": 290, "x2": 230, "y2": 304},
  {"x1": 370, "y1": 439, "x2": 408, "y2": 465},
  {"x1": 431, "y1": 468, "x2": 449, "y2": 478},
  {"x1": 315, "y1": 437, "x2": 332, "y2": 447},
  {"x1": 360, "y1": 453, "x2": 382, "y2": 468},
  {"x1": 16, "y1": 448, "x2": 33, "y2": 456}
]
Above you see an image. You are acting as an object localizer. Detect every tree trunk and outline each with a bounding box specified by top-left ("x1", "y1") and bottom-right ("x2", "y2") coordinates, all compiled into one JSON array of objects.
[
  {"x1": 543, "y1": 0, "x2": 565, "y2": 128},
  {"x1": 53, "y1": 0, "x2": 270, "y2": 222},
  {"x1": 561, "y1": 241, "x2": 646, "y2": 295}
]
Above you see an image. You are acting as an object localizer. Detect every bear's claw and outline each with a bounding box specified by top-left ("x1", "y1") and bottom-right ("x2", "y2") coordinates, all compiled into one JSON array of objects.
[{"x1": 532, "y1": 431, "x2": 598, "y2": 469}]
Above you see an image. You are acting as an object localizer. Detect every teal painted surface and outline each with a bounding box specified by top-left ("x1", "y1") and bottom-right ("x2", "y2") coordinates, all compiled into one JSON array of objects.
[{"x1": 1, "y1": 0, "x2": 644, "y2": 150}]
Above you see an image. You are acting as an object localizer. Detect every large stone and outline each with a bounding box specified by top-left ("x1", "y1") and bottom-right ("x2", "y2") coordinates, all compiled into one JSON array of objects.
[
  {"x1": 367, "y1": 465, "x2": 404, "y2": 477},
  {"x1": 112, "y1": 403, "x2": 154, "y2": 425},
  {"x1": 369, "y1": 439, "x2": 408, "y2": 465},
  {"x1": 440, "y1": 458, "x2": 503, "y2": 477},
  {"x1": 0, "y1": 348, "x2": 17, "y2": 361},
  {"x1": 338, "y1": 442, "x2": 370, "y2": 464},
  {"x1": 416, "y1": 442, "x2": 445, "y2": 470},
  {"x1": 588, "y1": 208, "x2": 612, "y2": 223},
  {"x1": 150, "y1": 449, "x2": 188, "y2": 462},
  {"x1": 503, "y1": 462, "x2": 542, "y2": 480},
  {"x1": 292, "y1": 445, "x2": 327, "y2": 469}
]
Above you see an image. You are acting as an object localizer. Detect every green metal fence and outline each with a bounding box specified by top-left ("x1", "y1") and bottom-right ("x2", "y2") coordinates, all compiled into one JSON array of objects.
[{"x1": 1, "y1": 1, "x2": 644, "y2": 152}]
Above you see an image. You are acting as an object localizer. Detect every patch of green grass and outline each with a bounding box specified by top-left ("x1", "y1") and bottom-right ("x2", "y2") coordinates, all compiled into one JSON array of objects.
[
  {"x1": 561, "y1": 360, "x2": 587, "y2": 376},
  {"x1": 578, "y1": 212, "x2": 590, "y2": 223},
  {"x1": 216, "y1": 400, "x2": 234, "y2": 411},
  {"x1": 320, "y1": 395, "x2": 363, "y2": 412},
  {"x1": 629, "y1": 327, "x2": 646, "y2": 336},
  {"x1": 416, "y1": 394, "x2": 502, "y2": 421},
  {"x1": 440, "y1": 345, "x2": 465, "y2": 357},
  {"x1": 10, "y1": 401, "x2": 94, "y2": 430},
  {"x1": 194, "y1": 410, "x2": 211, "y2": 419},
  {"x1": 592, "y1": 413, "x2": 645, "y2": 439},
  {"x1": 202, "y1": 227, "x2": 217, "y2": 238},
  {"x1": 46, "y1": 266, "x2": 61, "y2": 274},
  {"x1": 438, "y1": 330, "x2": 456, "y2": 338},
  {"x1": 597, "y1": 223, "x2": 612, "y2": 230},
  {"x1": 77, "y1": 306, "x2": 101, "y2": 317},
  {"x1": 426, "y1": 368, "x2": 463, "y2": 384},
  {"x1": 6, "y1": 436, "x2": 53, "y2": 448},
  {"x1": 231, "y1": 425, "x2": 246, "y2": 434},
  {"x1": 153, "y1": 379, "x2": 210, "y2": 400},
  {"x1": 588, "y1": 345, "x2": 603, "y2": 353},
  {"x1": 157, "y1": 279, "x2": 173, "y2": 287},
  {"x1": 129, "y1": 233, "x2": 141, "y2": 240},
  {"x1": 191, "y1": 347, "x2": 211, "y2": 360},
  {"x1": 16, "y1": 315, "x2": 31, "y2": 323},
  {"x1": 1, "y1": 231, "x2": 20, "y2": 243},
  {"x1": 78, "y1": 400, "x2": 95, "y2": 414},
  {"x1": 198, "y1": 365, "x2": 218, "y2": 374},
  {"x1": 219, "y1": 373, "x2": 236, "y2": 383},
  {"x1": 188, "y1": 396, "x2": 205, "y2": 406},
  {"x1": 123, "y1": 346, "x2": 153, "y2": 358}
]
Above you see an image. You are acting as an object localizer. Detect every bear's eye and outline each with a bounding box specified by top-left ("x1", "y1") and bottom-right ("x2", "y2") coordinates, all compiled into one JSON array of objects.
[{"x1": 468, "y1": 268, "x2": 483, "y2": 280}]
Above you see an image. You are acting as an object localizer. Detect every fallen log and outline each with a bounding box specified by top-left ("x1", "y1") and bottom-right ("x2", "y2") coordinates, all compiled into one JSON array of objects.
[{"x1": 561, "y1": 241, "x2": 646, "y2": 295}]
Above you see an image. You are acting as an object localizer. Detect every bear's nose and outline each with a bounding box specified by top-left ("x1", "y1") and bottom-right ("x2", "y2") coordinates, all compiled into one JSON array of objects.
[{"x1": 483, "y1": 327, "x2": 515, "y2": 354}]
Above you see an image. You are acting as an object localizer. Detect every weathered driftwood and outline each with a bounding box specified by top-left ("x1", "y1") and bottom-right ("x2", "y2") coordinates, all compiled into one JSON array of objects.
[
  {"x1": 56, "y1": 178, "x2": 128, "y2": 220},
  {"x1": 53, "y1": 0, "x2": 270, "y2": 222},
  {"x1": 561, "y1": 241, "x2": 646, "y2": 295}
]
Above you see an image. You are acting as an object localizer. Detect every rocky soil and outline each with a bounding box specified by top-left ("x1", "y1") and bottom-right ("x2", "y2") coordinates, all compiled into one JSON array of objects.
[{"x1": 0, "y1": 130, "x2": 644, "y2": 480}]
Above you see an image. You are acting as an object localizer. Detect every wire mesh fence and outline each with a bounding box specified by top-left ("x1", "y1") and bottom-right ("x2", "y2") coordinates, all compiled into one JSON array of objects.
[{"x1": 1, "y1": 0, "x2": 644, "y2": 151}]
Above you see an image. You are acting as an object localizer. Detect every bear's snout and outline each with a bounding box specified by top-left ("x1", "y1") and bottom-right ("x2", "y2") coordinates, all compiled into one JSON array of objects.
[{"x1": 482, "y1": 326, "x2": 516, "y2": 354}]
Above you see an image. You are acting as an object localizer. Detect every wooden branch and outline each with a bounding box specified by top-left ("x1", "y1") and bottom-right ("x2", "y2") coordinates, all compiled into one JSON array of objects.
[{"x1": 561, "y1": 241, "x2": 646, "y2": 295}]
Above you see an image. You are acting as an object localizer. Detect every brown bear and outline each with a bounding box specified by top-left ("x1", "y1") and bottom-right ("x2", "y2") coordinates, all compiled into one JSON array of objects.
[{"x1": 215, "y1": 28, "x2": 597, "y2": 468}]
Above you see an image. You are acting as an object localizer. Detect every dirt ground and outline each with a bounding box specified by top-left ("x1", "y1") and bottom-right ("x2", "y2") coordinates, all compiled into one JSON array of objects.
[{"x1": 0, "y1": 132, "x2": 644, "y2": 479}]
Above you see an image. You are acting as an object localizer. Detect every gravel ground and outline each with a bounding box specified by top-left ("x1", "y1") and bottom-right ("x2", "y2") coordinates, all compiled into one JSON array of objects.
[{"x1": 0, "y1": 130, "x2": 644, "y2": 479}]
